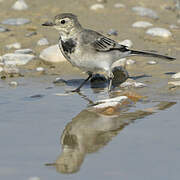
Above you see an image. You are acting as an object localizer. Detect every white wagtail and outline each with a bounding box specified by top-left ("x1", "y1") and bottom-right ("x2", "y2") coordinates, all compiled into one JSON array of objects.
[{"x1": 42, "y1": 13, "x2": 175, "y2": 92}]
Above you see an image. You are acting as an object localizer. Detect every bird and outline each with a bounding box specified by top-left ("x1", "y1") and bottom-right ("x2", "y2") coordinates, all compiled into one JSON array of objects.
[{"x1": 42, "y1": 13, "x2": 175, "y2": 92}]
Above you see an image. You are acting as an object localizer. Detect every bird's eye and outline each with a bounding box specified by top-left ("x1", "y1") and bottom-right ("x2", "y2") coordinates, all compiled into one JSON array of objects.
[{"x1": 60, "y1": 20, "x2": 66, "y2": 24}]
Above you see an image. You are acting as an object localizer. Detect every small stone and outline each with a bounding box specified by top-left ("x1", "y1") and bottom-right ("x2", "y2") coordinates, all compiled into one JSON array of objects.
[
  {"x1": 0, "y1": 26, "x2": 10, "y2": 32},
  {"x1": 107, "y1": 29, "x2": 118, "y2": 36},
  {"x1": 1, "y1": 18, "x2": 31, "y2": 25},
  {"x1": 132, "y1": 6, "x2": 158, "y2": 19},
  {"x1": 53, "y1": 77, "x2": 67, "y2": 84},
  {"x1": 39, "y1": 44, "x2": 66, "y2": 63},
  {"x1": 168, "y1": 81, "x2": 180, "y2": 86},
  {"x1": 119, "y1": 39, "x2": 133, "y2": 48},
  {"x1": 0, "y1": 67, "x2": 3, "y2": 72},
  {"x1": 37, "y1": 38, "x2": 49, "y2": 46},
  {"x1": 90, "y1": 4, "x2": 104, "y2": 10},
  {"x1": 96, "y1": 0, "x2": 106, "y2": 3},
  {"x1": 114, "y1": 3, "x2": 125, "y2": 8},
  {"x1": 14, "y1": 48, "x2": 33, "y2": 54},
  {"x1": 5, "y1": 42, "x2": 21, "y2": 49},
  {"x1": 12, "y1": 0, "x2": 28, "y2": 11},
  {"x1": 25, "y1": 31, "x2": 37, "y2": 37},
  {"x1": 36, "y1": 67, "x2": 45, "y2": 72},
  {"x1": 9, "y1": 81, "x2": 18, "y2": 86},
  {"x1": 3, "y1": 65, "x2": 19, "y2": 74},
  {"x1": 112, "y1": 58, "x2": 127, "y2": 68},
  {"x1": 126, "y1": 59, "x2": 136, "y2": 65},
  {"x1": 132, "y1": 21, "x2": 153, "y2": 28},
  {"x1": 120, "y1": 79, "x2": 147, "y2": 88},
  {"x1": 169, "y1": 24, "x2": 179, "y2": 29},
  {"x1": 171, "y1": 72, "x2": 180, "y2": 79},
  {"x1": 2, "y1": 53, "x2": 35, "y2": 65},
  {"x1": 147, "y1": 60, "x2": 157, "y2": 65},
  {"x1": 28, "y1": 177, "x2": 40, "y2": 180},
  {"x1": 146, "y1": 27, "x2": 172, "y2": 38}
]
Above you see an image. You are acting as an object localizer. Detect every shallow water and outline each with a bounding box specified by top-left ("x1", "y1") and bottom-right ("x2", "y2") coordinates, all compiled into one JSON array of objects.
[{"x1": 0, "y1": 76, "x2": 180, "y2": 180}]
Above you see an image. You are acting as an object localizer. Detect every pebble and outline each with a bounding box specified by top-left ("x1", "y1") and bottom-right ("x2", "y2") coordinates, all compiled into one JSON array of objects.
[
  {"x1": 171, "y1": 72, "x2": 180, "y2": 79},
  {"x1": 119, "y1": 39, "x2": 133, "y2": 48},
  {"x1": 14, "y1": 48, "x2": 33, "y2": 54},
  {"x1": 146, "y1": 27, "x2": 172, "y2": 38},
  {"x1": 112, "y1": 58, "x2": 127, "y2": 68},
  {"x1": 9, "y1": 81, "x2": 18, "y2": 86},
  {"x1": 93, "y1": 96, "x2": 128, "y2": 109},
  {"x1": 169, "y1": 24, "x2": 179, "y2": 29},
  {"x1": 132, "y1": 6, "x2": 158, "y2": 19},
  {"x1": 5, "y1": 42, "x2": 21, "y2": 49},
  {"x1": 114, "y1": 3, "x2": 125, "y2": 8},
  {"x1": 1, "y1": 18, "x2": 31, "y2": 25},
  {"x1": 3, "y1": 65, "x2": 19, "y2": 74},
  {"x1": 28, "y1": 177, "x2": 40, "y2": 180},
  {"x1": 12, "y1": 0, "x2": 28, "y2": 11},
  {"x1": 2, "y1": 53, "x2": 35, "y2": 65},
  {"x1": 39, "y1": 44, "x2": 66, "y2": 63},
  {"x1": 25, "y1": 31, "x2": 37, "y2": 37},
  {"x1": 0, "y1": 67, "x2": 3, "y2": 73},
  {"x1": 0, "y1": 26, "x2": 10, "y2": 32},
  {"x1": 37, "y1": 38, "x2": 49, "y2": 46},
  {"x1": 53, "y1": 77, "x2": 67, "y2": 84},
  {"x1": 90, "y1": 4, "x2": 104, "y2": 10},
  {"x1": 36, "y1": 67, "x2": 45, "y2": 72},
  {"x1": 126, "y1": 59, "x2": 136, "y2": 65},
  {"x1": 147, "y1": 60, "x2": 157, "y2": 65},
  {"x1": 132, "y1": 21, "x2": 153, "y2": 28},
  {"x1": 168, "y1": 81, "x2": 180, "y2": 86},
  {"x1": 107, "y1": 29, "x2": 118, "y2": 36},
  {"x1": 120, "y1": 80, "x2": 147, "y2": 88}
]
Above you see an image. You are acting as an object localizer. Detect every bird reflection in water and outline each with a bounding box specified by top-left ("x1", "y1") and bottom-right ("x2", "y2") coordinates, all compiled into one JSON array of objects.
[{"x1": 46, "y1": 92, "x2": 176, "y2": 174}]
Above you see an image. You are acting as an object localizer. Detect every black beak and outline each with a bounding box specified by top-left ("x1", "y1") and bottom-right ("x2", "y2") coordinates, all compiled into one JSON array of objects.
[{"x1": 42, "y1": 21, "x2": 55, "y2": 26}]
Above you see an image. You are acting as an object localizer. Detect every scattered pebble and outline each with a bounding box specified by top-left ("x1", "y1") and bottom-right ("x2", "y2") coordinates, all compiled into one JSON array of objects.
[
  {"x1": 39, "y1": 44, "x2": 66, "y2": 63},
  {"x1": 169, "y1": 24, "x2": 179, "y2": 29},
  {"x1": 114, "y1": 3, "x2": 125, "y2": 8},
  {"x1": 147, "y1": 60, "x2": 157, "y2": 65},
  {"x1": 132, "y1": 21, "x2": 153, "y2": 28},
  {"x1": 5, "y1": 42, "x2": 21, "y2": 49},
  {"x1": 126, "y1": 59, "x2": 136, "y2": 65},
  {"x1": 146, "y1": 27, "x2": 172, "y2": 38},
  {"x1": 2, "y1": 53, "x2": 35, "y2": 65},
  {"x1": 37, "y1": 38, "x2": 49, "y2": 46},
  {"x1": 12, "y1": 0, "x2": 28, "y2": 11},
  {"x1": 25, "y1": 31, "x2": 37, "y2": 37},
  {"x1": 120, "y1": 80, "x2": 147, "y2": 88},
  {"x1": 28, "y1": 176, "x2": 40, "y2": 180},
  {"x1": 53, "y1": 77, "x2": 67, "y2": 84},
  {"x1": 1, "y1": 18, "x2": 31, "y2": 25},
  {"x1": 132, "y1": 6, "x2": 158, "y2": 19},
  {"x1": 9, "y1": 81, "x2": 18, "y2": 86},
  {"x1": 14, "y1": 48, "x2": 33, "y2": 54},
  {"x1": 90, "y1": 4, "x2": 104, "y2": 10},
  {"x1": 0, "y1": 26, "x2": 10, "y2": 32},
  {"x1": 107, "y1": 29, "x2": 118, "y2": 36},
  {"x1": 0, "y1": 67, "x2": 3, "y2": 73},
  {"x1": 36, "y1": 67, "x2": 45, "y2": 72},
  {"x1": 112, "y1": 58, "x2": 127, "y2": 68},
  {"x1": 171, "y1": 72, "x2": 180, "y2": 79},
  {"x1": 3, "y1": 65, "x2": 19, "y2": 74},
  {"x1": 168, "y1": 81, "x2": 180, "y2": 86},
  {"x1": 119, "y1": 39, "x2": 133, "y2": 48}
]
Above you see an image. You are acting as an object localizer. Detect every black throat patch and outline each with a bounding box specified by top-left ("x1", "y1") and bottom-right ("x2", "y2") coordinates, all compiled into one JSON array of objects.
[{"x1": 61, "y1": 38, "x2": 77, "y2": 54}]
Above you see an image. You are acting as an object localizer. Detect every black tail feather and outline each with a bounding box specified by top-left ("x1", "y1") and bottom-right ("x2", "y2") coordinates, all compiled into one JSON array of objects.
[{"x1": 130, "y1": 50, "x2": 176, "y2": 61}]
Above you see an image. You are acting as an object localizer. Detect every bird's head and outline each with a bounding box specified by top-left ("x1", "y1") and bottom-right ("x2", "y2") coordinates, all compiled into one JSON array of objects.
[{"x1": 42, "y1": 13, "x2": 82, "y2": 35}]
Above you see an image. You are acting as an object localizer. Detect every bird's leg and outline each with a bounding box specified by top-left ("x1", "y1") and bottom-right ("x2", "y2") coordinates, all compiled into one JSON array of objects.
[
  {"x1": 70, "y1": 72, "x2": 93, "y2": 92},
  {"x1": 108, "y1": 71, "x2": 114, "y2": 92}
]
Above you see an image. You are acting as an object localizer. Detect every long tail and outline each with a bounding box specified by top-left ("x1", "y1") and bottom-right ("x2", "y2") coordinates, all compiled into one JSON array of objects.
[{"x1": 130, "y1": 50, "x2": 176, "y2": 61}]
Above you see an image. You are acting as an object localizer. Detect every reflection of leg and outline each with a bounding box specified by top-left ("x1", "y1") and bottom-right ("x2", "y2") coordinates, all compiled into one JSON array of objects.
[
  {"x1": 108, "y1": 71, "x2": 114, "y2": 92},
  {"x1": 71, "y1": 72, "x2": 93, "y2": 92}
]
